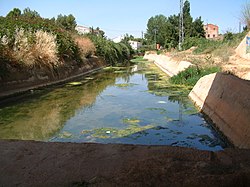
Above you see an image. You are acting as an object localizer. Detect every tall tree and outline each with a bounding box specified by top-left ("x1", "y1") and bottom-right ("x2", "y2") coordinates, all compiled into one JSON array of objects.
[
  {"x1": 183, "y1": 0, "x2": 193, "y2": 38},
  {"x1": 56, "y1": 14, "x2": 76, "y2": 31},
  {"x1": 22, "y1": 7, "x2": 40, "y2": 18},
  {"x1": 145, "y1": 0, "x2": 205, "y2": 49},
  {"x1": 6, "y1": 8, "x2": 21, "y2": 18},
  {"x1": 145, "y1": 14, "x2": 168, "y2": 46},
  {"x1": 190, "y1": 17, "x2": 205, "y2": 37}
]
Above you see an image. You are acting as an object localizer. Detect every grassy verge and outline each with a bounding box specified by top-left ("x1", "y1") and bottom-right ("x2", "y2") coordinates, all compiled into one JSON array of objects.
[{"x1": 170, "y1": 66, "x2": 221, "y2": 86}]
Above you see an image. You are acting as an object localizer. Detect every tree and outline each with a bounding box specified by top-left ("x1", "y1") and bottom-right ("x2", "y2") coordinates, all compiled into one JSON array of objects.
[
  {"x1": 190, "y1": 17, "x2": 205, "y2": 37},
  {"x1": 241, "y1": 2, "x2": 250, "y2": 29},
  {"x1": 56, "y1": 14, "x2": 76, "y2": 31},
  {"x1": 95, "y1": 27, "x2": 105, "y2": 37},
  {"x1": 145, "y1": 0, "x2": 205, "y2": 49},
  {"x1": 22, "y1": 7, "x2": 40, "y2": 18},
  {"x1": 6, "y1": 8, "x2": 21, "y2": 18},
  {"x1": 145, "y1": 14, "x2": 168, "y2": 46},
  {"x1": 183, "y1": 0, "x2": 193, "y2": 38}
]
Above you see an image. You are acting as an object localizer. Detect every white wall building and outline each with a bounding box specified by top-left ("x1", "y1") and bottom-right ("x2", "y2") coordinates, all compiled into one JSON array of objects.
[
  {"x1": 76, "y1": 25, "x2": 91, "y2": 35},
  {"x1": 112, "y1": 35, "x2": 125, "y2": 43},
  {"x1": 129, "y1": 40, "x2": 142, "y2": 50}
]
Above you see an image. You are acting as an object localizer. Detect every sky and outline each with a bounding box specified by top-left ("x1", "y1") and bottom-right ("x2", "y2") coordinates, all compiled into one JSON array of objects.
[{"x1": 0, "y1": 0, "x2": 249, "y2": 39}]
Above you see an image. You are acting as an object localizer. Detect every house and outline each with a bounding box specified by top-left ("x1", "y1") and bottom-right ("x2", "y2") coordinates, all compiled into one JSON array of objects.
[
  {"x1": 112, "y1": 35, "x2": 125, "y2": 43},
  {"x1": 75, "y1": 25, "x2": 91, "y2": 35},
  {"x1": 129, "y1": 40, "x2": 142, "y2": 50},
  {"x1": 204, "y1": 24, "x2": 219, "y2": 39}
]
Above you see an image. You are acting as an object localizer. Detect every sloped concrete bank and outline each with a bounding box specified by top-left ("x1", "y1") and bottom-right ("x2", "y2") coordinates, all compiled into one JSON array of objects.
[
  {"x1": 0, "y1": 57, "x2": 106, "y2": 100},
  {"x1": 189, "y1": 73, "x2": 250, "y2": 149},
  {"x1": 143, "y1": 52, "x2": 192, "y2": 76}
]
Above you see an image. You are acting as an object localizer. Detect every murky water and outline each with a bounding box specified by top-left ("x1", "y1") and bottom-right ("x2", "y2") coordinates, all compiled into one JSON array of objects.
[{"x1": 0, "y1": 62, "x2": 229, "y2": 150}]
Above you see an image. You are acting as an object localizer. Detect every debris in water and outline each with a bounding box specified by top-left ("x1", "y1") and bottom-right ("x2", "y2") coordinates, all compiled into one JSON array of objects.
[
  {"x1": 157, "y1": 101, "x2": 167, "y2": 104},
  {"x1": 68, "y1": 82, "x2": 82, "y2": 86}
]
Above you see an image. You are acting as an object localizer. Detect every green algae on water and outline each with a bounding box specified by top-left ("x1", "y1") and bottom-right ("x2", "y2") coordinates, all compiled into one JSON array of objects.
[{"x1": 81, "y1": 124, "x2": 154, "y2": 139}]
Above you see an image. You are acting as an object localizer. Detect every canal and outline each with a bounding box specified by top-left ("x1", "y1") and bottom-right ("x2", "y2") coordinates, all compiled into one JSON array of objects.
[{"x1": 0, "y1": 61, "x2": 229, "y2": 151}]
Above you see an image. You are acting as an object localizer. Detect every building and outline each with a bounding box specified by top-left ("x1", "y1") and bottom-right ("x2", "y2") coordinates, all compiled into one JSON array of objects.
[
  {"x1": 112, "y1": 35, "x2": 125, "y2": 43},
  {"x1": 75, "y1": 25, "x2": 91, "y2": 35},
  {"x1": 129, "y1": 40, "x2": 142, "y2": 50},
  {"x1": 204, "y1": 24, "x2": 219, "y2": 39}
]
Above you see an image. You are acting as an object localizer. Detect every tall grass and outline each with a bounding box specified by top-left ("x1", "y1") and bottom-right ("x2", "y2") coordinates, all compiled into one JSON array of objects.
[
  {"x1": 74, "y1": 36, "x2": 96, "y2": 58},
  {"x1": 181, "y1": 31, "x2": 247, "y2": 62},
  {"x1": 0, "y1": 28, "x2": 58, "y2": 68},
  {"x1": 170, "y1": 66, "x2": 221, "y2": 86}
]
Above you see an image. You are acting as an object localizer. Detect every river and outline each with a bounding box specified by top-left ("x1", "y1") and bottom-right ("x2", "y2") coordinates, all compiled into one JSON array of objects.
[{"x1": 0, "y1": 61, "x2": 229, "y2": 151}]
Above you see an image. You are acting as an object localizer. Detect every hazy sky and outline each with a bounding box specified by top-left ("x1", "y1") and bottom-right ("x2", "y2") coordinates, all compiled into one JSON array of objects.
[{"x1": 0, "y1": 0, "x2": 248, "y2": 39}]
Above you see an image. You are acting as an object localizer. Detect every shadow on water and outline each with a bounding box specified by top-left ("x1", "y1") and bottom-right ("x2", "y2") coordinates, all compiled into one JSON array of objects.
[{"x1": 0, "y1": 72, "x2": 117, "y2": 140}]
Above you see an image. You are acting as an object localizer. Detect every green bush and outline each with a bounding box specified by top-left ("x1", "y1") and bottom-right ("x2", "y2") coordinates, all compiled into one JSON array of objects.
[
  {"x1": 0, "y1": 16, "x2": 81, "y2": 62},
  {"x1": 88, "y1": 34, "x2": 131, "y2": 66},
  {"x1": 182, "y1": 31, "x2": 247, "y2": 55},
  {"x1": 170, "y1": 66, "x2": 221, "y2": 86}
]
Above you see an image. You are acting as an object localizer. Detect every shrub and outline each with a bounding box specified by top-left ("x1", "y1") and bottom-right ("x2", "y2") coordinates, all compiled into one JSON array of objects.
[
  {"x1": 74, "y1": 36, "x2": 96, "y2": 58},
  {"x1": 88, "y1": 34, "x2": 131, "y2": 65},
  {"x1": 0, "y1": 16, "x2": 80, "y2": 62},
  {"x1": 31, "y1": 30, "x2": 59, "y2": 67},
  {"x1": 0, "y1": 28, "x2": 59, "y2": 68}
]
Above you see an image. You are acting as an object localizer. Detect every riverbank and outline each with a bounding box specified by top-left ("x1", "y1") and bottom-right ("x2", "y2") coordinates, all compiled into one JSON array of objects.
[
  {"x1": 143, "y1": 52, "x2": 192, "y2": 77},
  {"x1": 143, "y1": 51, "x2": 250, "y2": 149},
  {"x1": 0, "y1": 57, "x2": 106, "y2": 101},
  {"x1": 189, "y1": 72, "x2": 250, "y2": 149},
  {"x1": 1, "y1": 140, "x2": 250, "y2": 186}
]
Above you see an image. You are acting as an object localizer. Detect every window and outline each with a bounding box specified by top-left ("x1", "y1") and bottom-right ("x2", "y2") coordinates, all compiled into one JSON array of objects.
[
  {"x1": 213, "y1": 28, "x2": 216, "y2": 30},
  {"x1": 213, "y1": 34, "x2": 216, "y2": 38},
  {"x1": 208, "y1": 34, "x2": 210, "y2": 38}
]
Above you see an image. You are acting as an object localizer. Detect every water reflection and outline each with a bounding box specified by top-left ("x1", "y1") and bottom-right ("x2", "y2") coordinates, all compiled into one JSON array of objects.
[{"x1": 0, "y1": 72, "x2": 116, "y2": 140}]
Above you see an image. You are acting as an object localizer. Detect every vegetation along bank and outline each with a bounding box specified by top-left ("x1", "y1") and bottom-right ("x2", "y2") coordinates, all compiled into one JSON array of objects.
[{"x1": 0, "y1": 8, "x2": 133, "y2": 98}]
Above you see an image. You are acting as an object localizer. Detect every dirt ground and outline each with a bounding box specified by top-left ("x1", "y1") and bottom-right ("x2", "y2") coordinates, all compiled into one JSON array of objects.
[
  {"x1": 170, "y1": 47, "x2": 250, "y2": 80},
  {"x1": 0, "y1": 140, "x2": 250, "y2": 187}
]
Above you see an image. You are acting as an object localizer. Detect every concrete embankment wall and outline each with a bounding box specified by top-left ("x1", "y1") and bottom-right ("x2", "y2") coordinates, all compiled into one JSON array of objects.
[
  {"x1": 235, "y1": 31, "x2": 250, "y2": 60},
  {"x1": 189, "y1": 72, "x2": 250, "y2": 149},
  {"x1": 143, "y1": 53, "x2": 192, "y2": 77},
  {"x1": 0, "y1": 57, "x2": 106, "y2": 98}
]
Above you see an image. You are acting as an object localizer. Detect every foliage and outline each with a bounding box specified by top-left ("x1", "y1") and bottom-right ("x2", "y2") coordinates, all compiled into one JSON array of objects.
[
  {"x1": 0, "y1": 28, "x2": 58, "y2": 68},
  {"x1": 74, "y1": 36, "x2": 96, "y2": 58},
  {"x1": 241, "y1": 2, "x2": 250, "y2": 29},
  {"x1": 170, "y1": 66, "x2": 221, "y2": 86},
  {"x1": 0, "y1": 15, "x2": 80, "y2": 62},
  {"x1": 145, "y1": 0, "x2": 205, "y2": 49},
  {"x1": 22, "y1": 7, "x2": 40, "y2": 19},
  {"x1": 88, "y1": 34, "x2": 132, "y2": 65},
  {"x1": 223, "y1": 31, "x2": 234, "y2": 42},
  {"x1": 56, "y1": 14, "x2": 77, "y2": 31},
  {"x1": 183, "y1": 0, "x2": 193, "y2": 38},
  {"x1": 0, "y1": 7, "x2": 132, "y2": 80},
  {"x1": 6, "y1": 8, "x2": 21, "y2": 18},
  {"x1": 182, "y1": 31, "x2": 246, "y2": 56}
]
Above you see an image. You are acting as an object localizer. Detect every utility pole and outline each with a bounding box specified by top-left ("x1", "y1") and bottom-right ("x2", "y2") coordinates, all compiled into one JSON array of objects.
[{"x1": 178, "y1": 0, "x2": 184, "y2": 51}]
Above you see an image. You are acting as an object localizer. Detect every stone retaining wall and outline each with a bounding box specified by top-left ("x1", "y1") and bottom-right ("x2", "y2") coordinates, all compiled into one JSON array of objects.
[{"x1": 235, "y1": 31, "x2": 250, "y2": 60}]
